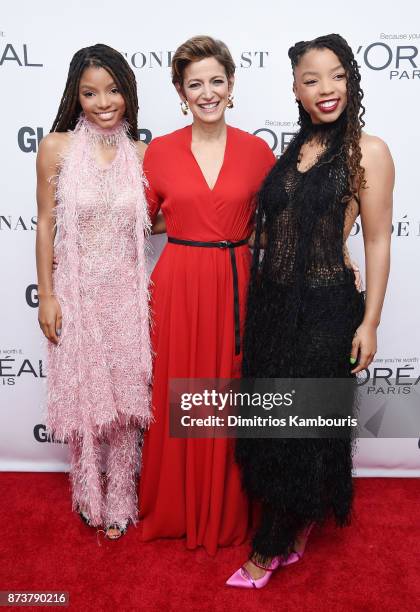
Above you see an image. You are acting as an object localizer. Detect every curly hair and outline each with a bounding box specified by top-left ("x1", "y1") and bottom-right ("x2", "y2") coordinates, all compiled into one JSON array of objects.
[
  {"x1": 288, "y1": 33, "x2": 366, "y2": 199},
  {"x1": 51, "y1": 44, "x2": 139, "y2": 140}
]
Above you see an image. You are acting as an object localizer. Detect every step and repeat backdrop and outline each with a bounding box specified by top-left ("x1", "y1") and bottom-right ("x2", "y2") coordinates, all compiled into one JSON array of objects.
[{"x1": 1, "y1": 1, "x2": 419, "y2": 474}]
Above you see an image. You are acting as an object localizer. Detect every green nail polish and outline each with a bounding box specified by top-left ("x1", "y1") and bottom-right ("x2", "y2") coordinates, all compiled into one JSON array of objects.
[{"x1": 350, "y1": 357, "x2": 357, "y2": 365}]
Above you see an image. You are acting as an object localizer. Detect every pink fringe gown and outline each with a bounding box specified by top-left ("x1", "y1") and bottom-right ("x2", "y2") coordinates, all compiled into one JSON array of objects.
[{"x1": 46, "y1": 116, "x2": 151, "y2": 528}]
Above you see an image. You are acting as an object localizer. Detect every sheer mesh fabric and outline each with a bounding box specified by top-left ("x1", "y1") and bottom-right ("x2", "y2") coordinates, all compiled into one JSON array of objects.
[{"x1": 236, "y1": 116, "x2": 365, "y2": 560}]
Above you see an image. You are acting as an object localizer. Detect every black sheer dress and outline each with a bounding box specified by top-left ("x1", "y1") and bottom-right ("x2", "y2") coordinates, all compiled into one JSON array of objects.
[{"x1": 236, "y1": 117, "x2": 365, "y2": 560}]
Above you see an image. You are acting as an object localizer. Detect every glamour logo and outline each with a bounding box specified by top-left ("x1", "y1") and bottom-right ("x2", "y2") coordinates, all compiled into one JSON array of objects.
[
  {"x1": 33, "y1": 424, "x2": 65, "y2": 444},
  {"x1": 18, "y1": 127, "x2": 152, "y2": 152},
  {"x1": 0, "y1": 353, "x2": 46, "y2": 386},
  {"x1": 124, "y1": 50, "x2": 269, "y2": 69},
  {"x1": 26, "y1": 284, "x2": 38, "y2": 308},
  {"x1": 350, "y1": 215, "x2": 420, "y2": 238},
  {"x1": 0, "y1": 215, "x2": 37, "y2": 230},
  {"x1": 18, "y1": 127, "x2": 43, "y2": 152},
  {"x1": 0, "y1": 43, "x2": 43, "y2": 67},
  {"x1": 356, "y1": 40, "x2": 419, "y2": 80}
]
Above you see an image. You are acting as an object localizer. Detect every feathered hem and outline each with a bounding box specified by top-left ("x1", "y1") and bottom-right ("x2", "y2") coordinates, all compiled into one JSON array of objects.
[{"x1": 46, "y1": 409, "x2": 153, "y2": 444}]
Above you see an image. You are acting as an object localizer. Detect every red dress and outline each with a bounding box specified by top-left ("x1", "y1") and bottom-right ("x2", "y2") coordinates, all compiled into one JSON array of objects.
[{"x1": 139, "y1": 124, "x2": 275, "y2": 555}]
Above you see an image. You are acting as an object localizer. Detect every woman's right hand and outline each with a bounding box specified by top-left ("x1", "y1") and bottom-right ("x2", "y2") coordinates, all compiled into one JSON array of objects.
[
  {"x1": 248, "y1": 231, "x2": 267, "y2": 249},
  {"x1": 151, "y1": 213, "x2": 166, "y2": 235},
  {"x1": 38, "y1": 296, "x2": 62, "y2": 344}
]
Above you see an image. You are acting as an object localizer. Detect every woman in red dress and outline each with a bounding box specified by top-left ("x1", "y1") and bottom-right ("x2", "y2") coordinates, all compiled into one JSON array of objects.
[{"x1": 139, "y1": 36, "x2": 275, "y2": 555}]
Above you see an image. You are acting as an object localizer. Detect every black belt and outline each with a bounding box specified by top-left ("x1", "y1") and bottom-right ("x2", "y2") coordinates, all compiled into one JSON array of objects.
[{"x1": 167, "y1": 236, "x2": 249, "y2": 355}]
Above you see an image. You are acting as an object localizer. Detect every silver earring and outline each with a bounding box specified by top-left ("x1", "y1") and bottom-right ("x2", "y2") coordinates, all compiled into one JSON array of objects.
[
  {"x1": 227, "y1": 94, "x2": 234, "y2": 109},
  {"x1": 180, "y1": 100, "x2": 189, "y2": 115}
]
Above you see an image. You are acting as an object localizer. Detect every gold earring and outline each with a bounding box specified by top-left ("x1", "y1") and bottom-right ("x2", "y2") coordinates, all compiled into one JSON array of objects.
[
  {"x1": 227, "y1": 94, "x2": 234, "y2": 109},
  {"x1": 180, "y1": 100, "x2": 189, "y2": 115}
]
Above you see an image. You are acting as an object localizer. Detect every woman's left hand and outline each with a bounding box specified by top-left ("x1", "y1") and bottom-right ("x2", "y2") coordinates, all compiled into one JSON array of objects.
[{"x1": 350, "y1": 321, "x2": 377, "y2": 374}]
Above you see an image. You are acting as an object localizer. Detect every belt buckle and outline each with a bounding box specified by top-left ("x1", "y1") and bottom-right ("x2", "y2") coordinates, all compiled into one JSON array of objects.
[{"x1": 219, "y1": 240, "x2": 231, "y2": 249}]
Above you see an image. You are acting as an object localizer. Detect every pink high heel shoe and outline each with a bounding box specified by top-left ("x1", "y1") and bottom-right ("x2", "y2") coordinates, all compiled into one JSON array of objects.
[
  {"x1": 225, "y1": 556, "x2": 282, "y2": 589},
  {"x1": 226, "y1": 523, "x2": 315, "y2": 589},
  {"x1": 283, "y1": 522, "x2": 314, "y2": 566}
]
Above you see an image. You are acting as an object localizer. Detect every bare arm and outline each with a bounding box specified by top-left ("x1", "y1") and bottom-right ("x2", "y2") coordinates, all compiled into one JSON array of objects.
[
  {"x1": 36, "y1": 133, "x2": 68, "y2": 344},
  {"x1": 136, "y1": 140, "x2": 166, "y2": 234},
  {"x1": 351, "y1": 135, "x2": 395, "y2": 373},
  {"x1": 135, "y1": 139, "x2": 148, "y2": 162}
]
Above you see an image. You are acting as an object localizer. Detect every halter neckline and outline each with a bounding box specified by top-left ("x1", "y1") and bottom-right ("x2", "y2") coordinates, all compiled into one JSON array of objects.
[{"x1": 77, "y1": 114, "x2": 129, "y2": 146}]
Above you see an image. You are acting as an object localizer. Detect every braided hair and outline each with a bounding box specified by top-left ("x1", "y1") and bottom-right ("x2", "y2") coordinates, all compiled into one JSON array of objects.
[
  {"x1": 51, "y1": 44, "x2": 139, "y2": 140},
  {"x1": 288, "y1": 33, "x2": 366, "y2": 198}
]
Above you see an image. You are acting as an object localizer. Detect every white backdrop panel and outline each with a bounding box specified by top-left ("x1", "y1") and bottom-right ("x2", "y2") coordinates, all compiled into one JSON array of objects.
[{"x1": 0, "y1": 0, "x2": 419, "y2": 474}]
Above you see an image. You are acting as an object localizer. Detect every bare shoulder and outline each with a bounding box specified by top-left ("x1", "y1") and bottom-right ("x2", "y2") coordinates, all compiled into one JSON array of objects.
[
  {"x1": 37, "y1": 132, "x2": 71, "y2": 165},
  {"x1": 360, "y1": 132, "x2": 392, "y2": 162},
  {"x1": 135, "y1": 140, "x2": 148, "y2": 162},
  {"x1": 359, "y1": 132, "x2": 395, "y2": 192}
]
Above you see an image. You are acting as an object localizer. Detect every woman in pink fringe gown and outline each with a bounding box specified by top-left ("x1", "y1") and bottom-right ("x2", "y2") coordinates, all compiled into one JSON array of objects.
[{"x1": 36, "y1": 44, "x2": 151, "y2": 539}]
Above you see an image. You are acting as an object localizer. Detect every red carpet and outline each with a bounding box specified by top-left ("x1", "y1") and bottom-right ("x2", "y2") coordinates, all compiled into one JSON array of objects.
[{"x1": 0, "y1": 474, "x2": 419, "y2": 611}]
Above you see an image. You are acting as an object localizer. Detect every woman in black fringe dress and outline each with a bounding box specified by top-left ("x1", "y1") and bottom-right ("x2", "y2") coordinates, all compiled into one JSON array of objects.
[{"x1": 227, "y1": 34, "x2": 394, "y2": 589}]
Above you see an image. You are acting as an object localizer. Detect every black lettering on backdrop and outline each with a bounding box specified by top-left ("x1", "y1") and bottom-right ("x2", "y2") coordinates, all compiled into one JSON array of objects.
[
  {"x1": 0, "y1": 216, "x2": 37, "y2": 230},
  {"x1": 131, "y1": 52, "x2": 146, "y2": 68},
  {"x1": 358, "y1": 42, "x2": 418, "y2": 71},
  {"x1": 34, "y1": 424, "x2": 48, "y2": 442},
  {"x1": 0, "y1": 43, "x2": 21, "y2": 65},
  {"x1": 138, "y1": 129, "x2": 152, "y2": 144},
  {"x1": 396, "y1": 46, "x2": 418, "y2": 68},
  {"x1": 0, "y1": 358, "x2": 45, "y2": 378},
  {"x1": 392, "y1": 215, "x2": 409, "y2": 236},
  {"x1": 240, "y1": 51, "x2": 268, "y2": 68},
  {"x1": 18, "y1": 127, "x2": 44, "y2": 152},
  {"x1": 0, "y1": 43, "x2": 43, "y2": 67},
  {"x1": 253, "y1": 128, "x2": 278, "y2": 152},
  {"x1": 253, "y1": 129, "x2": 296, "y2": 154},
  {"x1": 0, "y1": 356, "x2": 15, "y2": 377},
  {"x1": 19, "y1": 126, "x2": 152, "y2": 150},
  {"x1": 240, "y1": 52, "x2": 252, "y2": 68},
  {"x1": 26, "y1": 284, "x2": 38, "y2": 308},
  {"x1": 34, "y1": 424, "x2": 65, "y2": 444},
  {"x1": 18, "y1": 360, "x2": 37, "y2": 377},
  {"x1": 363, "y1": 42, "x2": 393, "y2": 70},
  {"x1": 281, "y1": 132, "x2": 295, "y2": 151}
]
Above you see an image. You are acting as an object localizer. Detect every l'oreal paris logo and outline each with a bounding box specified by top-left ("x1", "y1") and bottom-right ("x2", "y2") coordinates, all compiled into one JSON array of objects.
[
  {"x1": 0, "y1": 353, "x2": 46, "y2": 386},
  {"x1": 356, "y1": 40, "x2": 419, "y2": 80},
  {"x1": 0, "y1": 43, "x2": 42, "y2": 67}
]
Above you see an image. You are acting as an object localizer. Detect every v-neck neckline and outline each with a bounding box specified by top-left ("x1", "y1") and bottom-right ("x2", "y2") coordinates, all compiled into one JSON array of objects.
[{"x1": 187, "y1": 124, "x2": 229, "y2": 193}]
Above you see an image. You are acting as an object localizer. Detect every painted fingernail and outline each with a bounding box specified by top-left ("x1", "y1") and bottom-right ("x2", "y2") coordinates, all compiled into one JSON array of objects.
[
  {"x1": 57, "y1": 329, "x2": 62, "y2": 336},
  {"x1": 350, "y1": 357, "x2": 357, "y2": 364}
]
